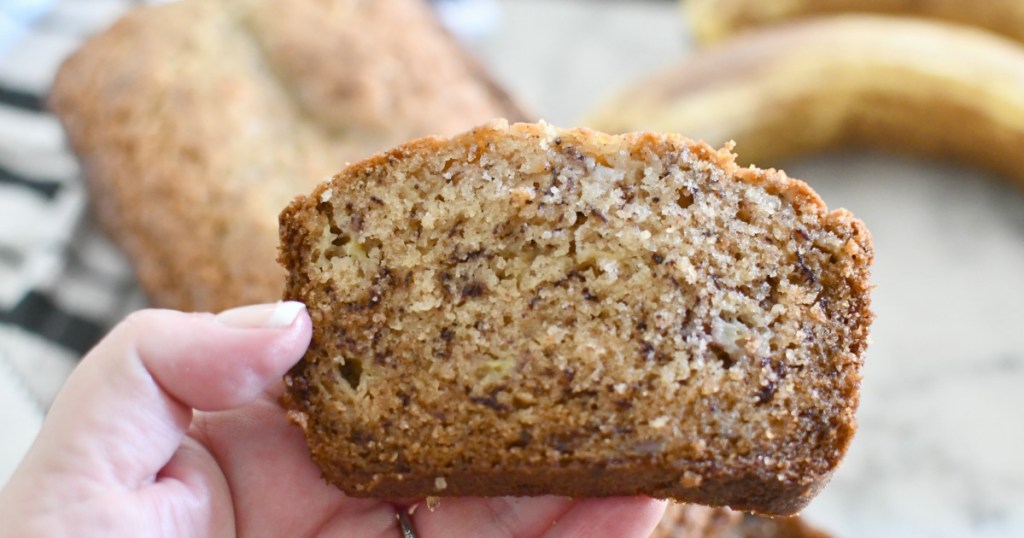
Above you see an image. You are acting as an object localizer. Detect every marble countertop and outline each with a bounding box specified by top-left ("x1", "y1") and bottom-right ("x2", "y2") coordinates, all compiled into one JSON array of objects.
[{"x1": 479, "y1": 1, "x2": 1024, "y2": 536}]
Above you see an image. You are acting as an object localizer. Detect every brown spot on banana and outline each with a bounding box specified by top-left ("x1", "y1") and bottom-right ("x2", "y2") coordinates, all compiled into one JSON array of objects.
[
  {"x1": 585, "y1": 15, "x2": 1024, "y2": 185},
  {"x1": 686, "y1": 0, "x2": 1024, "y2": 46}
]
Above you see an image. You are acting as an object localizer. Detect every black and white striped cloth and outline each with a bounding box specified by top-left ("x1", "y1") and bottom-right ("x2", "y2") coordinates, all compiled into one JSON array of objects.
[{"x1": 0, "y1": 0, "x2": 501, "y2": 486}]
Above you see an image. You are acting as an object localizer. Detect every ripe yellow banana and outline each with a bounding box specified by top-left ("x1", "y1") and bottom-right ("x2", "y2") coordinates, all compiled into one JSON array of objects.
[
  {"x1": 585, "y1": 15, "x2": 1024, "y2": 184},
  {"x1": 686, "y1": 0, "x2": 1024, "y2": 45}
]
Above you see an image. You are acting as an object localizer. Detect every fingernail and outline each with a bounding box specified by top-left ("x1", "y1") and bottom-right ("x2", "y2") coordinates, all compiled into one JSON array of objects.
[{"x1": 215, "y1": 301, "x2": 306, "y2": 329}]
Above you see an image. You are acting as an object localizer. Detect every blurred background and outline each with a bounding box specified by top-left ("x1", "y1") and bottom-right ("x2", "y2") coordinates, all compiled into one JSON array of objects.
[{"x1": 1, "y1": 1, "x2": 1023, "y2": 537}]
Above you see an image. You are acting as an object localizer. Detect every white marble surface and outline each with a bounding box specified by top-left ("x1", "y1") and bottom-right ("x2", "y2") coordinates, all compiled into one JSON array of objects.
[{"x1": 478, "y1": 1, "x2": 1024, "y2": 536}]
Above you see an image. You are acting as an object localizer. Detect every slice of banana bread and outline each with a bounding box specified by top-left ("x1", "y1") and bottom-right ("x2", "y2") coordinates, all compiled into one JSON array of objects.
[{"x1": 279, "y1": 121, "x2": 873, "y2": 515}]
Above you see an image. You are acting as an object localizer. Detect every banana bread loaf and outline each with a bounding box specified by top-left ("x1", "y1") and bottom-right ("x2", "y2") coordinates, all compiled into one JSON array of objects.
[
  {"x1": 279, "y1": 121, "x2": 873, "y2": 515},
  {"x1": 50, "y1": 0, "x2": 526, "y2": 312}
]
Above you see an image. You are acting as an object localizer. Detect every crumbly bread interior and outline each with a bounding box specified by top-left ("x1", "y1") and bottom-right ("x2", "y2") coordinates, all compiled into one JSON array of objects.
[{"x1": 280, "y1": 122, "x2": 872, "y2": 514}]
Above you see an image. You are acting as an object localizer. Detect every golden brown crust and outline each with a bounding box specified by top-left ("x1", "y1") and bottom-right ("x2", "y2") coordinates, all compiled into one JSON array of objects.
[
  {"x1": 49, "y1": 0, "x2": 527, "y2": 312},
  {"x1": 280, "y1": 122, "x2": 873, "y2": 515}
]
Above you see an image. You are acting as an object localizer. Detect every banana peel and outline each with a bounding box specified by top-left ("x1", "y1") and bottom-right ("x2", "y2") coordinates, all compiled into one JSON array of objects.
[
  {"x1": 585, "y1": 15, "x2": 1024, "y2": 183},
  {"x1": 686, "y1": 0, "x2": 1024, "y2": 45}
]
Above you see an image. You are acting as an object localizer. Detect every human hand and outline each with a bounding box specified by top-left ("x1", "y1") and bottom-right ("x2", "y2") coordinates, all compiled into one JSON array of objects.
[{"x1": 0, "y1": 302, "x2": 666, "y2": 537}]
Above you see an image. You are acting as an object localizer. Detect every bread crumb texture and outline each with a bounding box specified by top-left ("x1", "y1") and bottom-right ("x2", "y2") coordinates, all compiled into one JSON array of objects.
[{"x1": 279, "y1": 121, "x2": 873, "y2": 515}]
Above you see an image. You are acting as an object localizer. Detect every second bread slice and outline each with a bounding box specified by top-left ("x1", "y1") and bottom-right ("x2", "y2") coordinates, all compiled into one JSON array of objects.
[{"x1": 279, "y1": 121, "x2": 873, "y2": 515}]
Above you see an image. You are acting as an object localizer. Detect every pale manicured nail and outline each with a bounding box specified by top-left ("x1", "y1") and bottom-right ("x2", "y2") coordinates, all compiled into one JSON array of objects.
[{"x1": 215, "y1": 301, "x2": 306, "y2": 329}]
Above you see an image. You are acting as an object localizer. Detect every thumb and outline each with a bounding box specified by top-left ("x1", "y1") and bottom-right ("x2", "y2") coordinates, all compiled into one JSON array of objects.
[{"x1": 5, "y1": 302, "x2": 311, "y2": 502}]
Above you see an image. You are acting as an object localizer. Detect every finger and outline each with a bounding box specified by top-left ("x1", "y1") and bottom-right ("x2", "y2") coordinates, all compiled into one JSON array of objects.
[
  {"x1": 411, "y1": 496, "x2": 576, "y2": 537},
  {"x1": 135, "y1": 301, "x2": 311, "y2": 410},
  {"x1": 295, "y1": 500, "x2": 400, "y2": 538},
  {"x1": 11, "y1": 302, "x2": 311, "y2": 497},
  {"x1": 192, "y1": 399, "x2": 398, "y2": 537},
  {"x1": 542, "y1": 497, "x2": 666, "y2": 538},
  {"x1": 145, "y1": 436, "x2": 235, "y2": 537}
]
